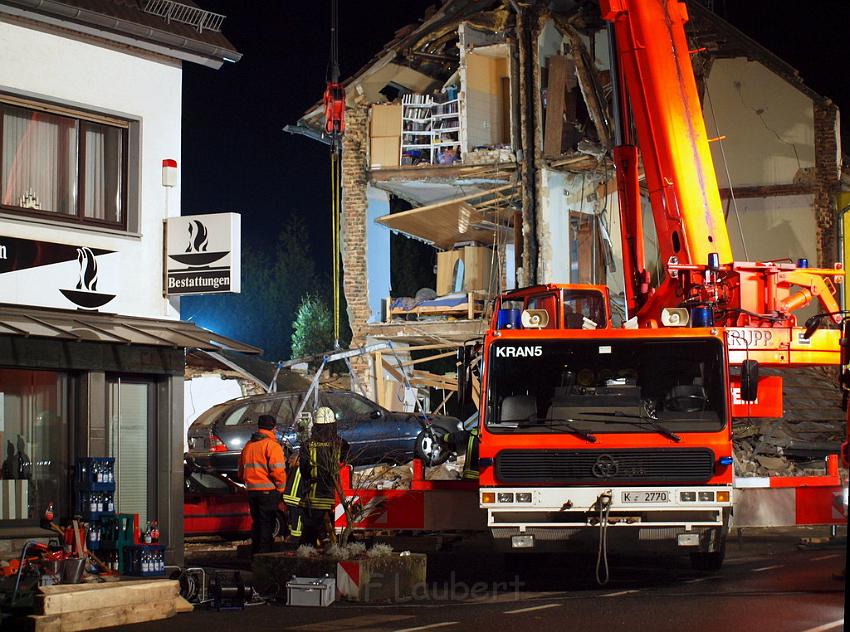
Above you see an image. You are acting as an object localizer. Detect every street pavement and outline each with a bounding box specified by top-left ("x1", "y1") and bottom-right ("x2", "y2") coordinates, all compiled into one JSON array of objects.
[{"x1": 111, "y1": 529, "x2": 845, "y2": 632}]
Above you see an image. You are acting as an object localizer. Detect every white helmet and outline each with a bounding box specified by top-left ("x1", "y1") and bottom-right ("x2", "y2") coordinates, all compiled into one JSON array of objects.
[{"x1": 314, "y1": 406, "x2": 336, "y2": 425}]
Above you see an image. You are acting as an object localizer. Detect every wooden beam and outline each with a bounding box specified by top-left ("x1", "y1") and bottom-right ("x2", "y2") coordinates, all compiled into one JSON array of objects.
[
  {"x1": 374, "y1": 351, "x2": 386, "y2": 407},
  {"x1": 544, "y1": 55, "x2": 569, "y2": 158},
  {"x1": 36, "y1": 580, "x2": 179, "y2": 615},
  {"x1": 719, "y1": 183, "x2": 816, "y2": 199},
  {"x1": 398, "y1": 350, "x2": 457, "y2": 368},
  {"x1": 369, "y1": 162, "x2": 515, "y2": 182}
]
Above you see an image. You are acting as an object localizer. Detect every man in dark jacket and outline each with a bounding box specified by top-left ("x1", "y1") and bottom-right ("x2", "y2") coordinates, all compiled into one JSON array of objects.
[{"x1": 238, "y1": 414, "x2": 287, "y2": 555}]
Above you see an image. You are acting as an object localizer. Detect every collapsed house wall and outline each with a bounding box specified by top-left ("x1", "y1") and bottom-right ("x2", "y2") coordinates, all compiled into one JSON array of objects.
[
  {"x1": 705, "y1": 58, "x2": 816, "y2": 187},
  {"x1": 703, "y1": 57, "x2": 840, "y2": 267}
]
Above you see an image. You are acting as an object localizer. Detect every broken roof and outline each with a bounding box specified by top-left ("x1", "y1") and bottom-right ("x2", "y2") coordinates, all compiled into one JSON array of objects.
[
  {"x1": 0, "y1": 0, "x2": 241, "y2": 68},
  {"x1": 299, "y1": 0, "x2": 827, "y2": 131}
]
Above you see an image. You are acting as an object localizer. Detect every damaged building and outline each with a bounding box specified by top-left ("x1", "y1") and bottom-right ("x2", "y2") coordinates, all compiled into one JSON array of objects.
[{"x1": 293, "y1": 0, "x2": 846, "y2": 475}]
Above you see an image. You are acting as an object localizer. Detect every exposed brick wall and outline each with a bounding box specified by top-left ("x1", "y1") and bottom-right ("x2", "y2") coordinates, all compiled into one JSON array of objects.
[
  {"x1": 340, "y1": 106, "x2": 371, "y2": 383},
  {"x1": 813, "y1": 99, "x2": 840, "y2": 267}
]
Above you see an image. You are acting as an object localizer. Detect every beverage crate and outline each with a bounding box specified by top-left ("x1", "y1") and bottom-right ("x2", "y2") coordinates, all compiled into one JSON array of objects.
[
  {"x1": 86, "y1": 521, "x2": 103, "y2": 551},
  {"x1": 74, "y1": 490, "x2": 115, "y2": 522},
  {"x1": 75, "y1": 457, "x2": 116, "y2": 491},
  {"x1": 100, "y1": 514, "x2": 139, "y2": 573},
  {"x1": 122, "y1": 544, "x2": 166, "y2": 577}
]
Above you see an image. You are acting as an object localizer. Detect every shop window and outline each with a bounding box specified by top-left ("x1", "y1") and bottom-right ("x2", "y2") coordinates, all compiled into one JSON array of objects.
[
  {"x1": 108, "y1": 380, "x2": 155, "y2": 526},
  {"x1": 0, "y1": 369, "x2": 68, "y2": 525},
  {"x1": 0, "y1": 97, "x2": 131, "y2": 230}
]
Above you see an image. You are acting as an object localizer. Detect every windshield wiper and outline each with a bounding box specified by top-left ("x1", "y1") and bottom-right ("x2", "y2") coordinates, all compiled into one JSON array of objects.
[
  {"x1": 502, "y1": 416, "x2": 597, "y2": 443},
  {"x1": 580, "y1": 410, "x2": 681, "y2": 443}
]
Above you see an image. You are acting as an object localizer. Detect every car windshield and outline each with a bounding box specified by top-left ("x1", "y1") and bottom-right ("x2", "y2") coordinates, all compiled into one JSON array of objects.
[{"x1": 486, "y1": 338, "x2": 725, "y2": 434}]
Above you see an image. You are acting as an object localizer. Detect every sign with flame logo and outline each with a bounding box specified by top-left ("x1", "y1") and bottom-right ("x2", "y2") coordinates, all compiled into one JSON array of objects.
[
  {"x1": 0, "y1": 235, "x2": 116, "y2": 311},
  {"x1": 59, "y1": 247, "x2": 117, "y2": 310},
  {"x1": 165, "y1": 213, "x2": 241, "y2": 295}
]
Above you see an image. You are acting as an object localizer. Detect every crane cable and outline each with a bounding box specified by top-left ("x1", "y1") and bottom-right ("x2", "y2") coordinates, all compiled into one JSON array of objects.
[
  {"x1": 328, "y1": 0, "x2": 341, "y2": 345},
  {"x1": 331, "y1": 147, "x2": 341, "y2": 345}
]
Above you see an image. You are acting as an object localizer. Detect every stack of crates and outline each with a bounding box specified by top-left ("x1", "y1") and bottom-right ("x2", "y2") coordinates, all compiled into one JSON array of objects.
[
  {"x1": 123, "y1": 544, "x2": 166, "y2": 577},
  {"x1": 74, "y1": 458, "x2": 116, "y2": 553},
  {"x1": 100, "y1": 513, "x2": 139, "y2": 573}
]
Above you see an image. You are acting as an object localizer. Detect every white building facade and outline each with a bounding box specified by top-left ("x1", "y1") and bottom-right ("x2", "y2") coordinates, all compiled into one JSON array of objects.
[{"x1": 0, "y1": 0, "x2": 245, "y2": 563}]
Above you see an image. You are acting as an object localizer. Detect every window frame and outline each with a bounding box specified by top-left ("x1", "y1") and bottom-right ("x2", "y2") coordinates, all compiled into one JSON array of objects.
[{"x1": 0, "y1": 95, "x2": 130, "y2": 231}]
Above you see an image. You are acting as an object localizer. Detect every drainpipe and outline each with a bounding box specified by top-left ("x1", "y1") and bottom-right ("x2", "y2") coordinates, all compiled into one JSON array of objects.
[{"x1": 838, "y1": 202, "x2": 850, "y2": 310}]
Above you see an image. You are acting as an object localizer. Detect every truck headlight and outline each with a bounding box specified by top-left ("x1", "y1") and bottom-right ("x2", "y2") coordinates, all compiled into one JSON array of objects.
[
  {"x1": 497, "y1": 493, "x2": 514, "y2": 503},
  {"x1": 516, "y1": 493, "x2": 532, "y2": 503},
  {"x1": 680, "y1": 492, "x2": 696, "y2": 502},
  {"x1": 698, "y1": 491, "x2": 714, "y2": 502}
]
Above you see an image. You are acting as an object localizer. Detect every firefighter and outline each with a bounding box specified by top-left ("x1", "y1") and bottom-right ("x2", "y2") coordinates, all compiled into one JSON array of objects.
[
  {"x1": 299, "y1": 406, "x2": 350, "y2": 546},
  {"x1": 238, "y1": 414, "x2": 287, "y2": 555},
  {"x1": 442, "y1": 425, "x2": 480, "y2": 480}
]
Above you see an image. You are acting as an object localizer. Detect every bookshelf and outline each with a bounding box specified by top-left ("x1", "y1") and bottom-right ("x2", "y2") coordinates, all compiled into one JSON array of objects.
[{"x1": 401, "y1": 94, "x2": 460, "y2": 165}]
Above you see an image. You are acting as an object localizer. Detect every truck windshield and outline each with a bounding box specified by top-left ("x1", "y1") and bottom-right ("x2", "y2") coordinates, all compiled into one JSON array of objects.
[{"x1": 486, "y1": 338, "x2": 725, "y2": 434}]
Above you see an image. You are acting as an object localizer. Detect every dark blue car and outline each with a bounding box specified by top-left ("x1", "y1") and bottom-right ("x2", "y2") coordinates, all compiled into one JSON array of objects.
[{"x1": 187, "y1": 389, "x2": 461, "y2": 479}]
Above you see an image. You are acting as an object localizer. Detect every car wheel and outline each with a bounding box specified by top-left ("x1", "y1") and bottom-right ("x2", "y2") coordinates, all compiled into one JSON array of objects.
[
  {"x1": 415, "y1": 427, "x2": 451, "y2": 466},
  {"x1": 272, "y1": 512, "x2": 287, "y2": 539}
]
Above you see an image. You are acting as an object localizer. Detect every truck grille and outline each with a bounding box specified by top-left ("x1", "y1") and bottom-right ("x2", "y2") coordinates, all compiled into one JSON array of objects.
[{"x1": 495, "y1": 448, "x2": 715, "y2": 483}]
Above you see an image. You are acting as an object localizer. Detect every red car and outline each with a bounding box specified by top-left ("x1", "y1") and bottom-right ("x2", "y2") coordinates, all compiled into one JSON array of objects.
[{"x1": 183, "y1": 460, "x2": 286, "y2": 538}]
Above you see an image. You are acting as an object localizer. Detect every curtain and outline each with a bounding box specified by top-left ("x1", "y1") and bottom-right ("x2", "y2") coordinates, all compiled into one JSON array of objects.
[
  {"x1": 83, "y1": 122, "x2": 123, "y2": 223},
  {"x1": 1, "y1": 106, "x2": 76, "y2": 214}
]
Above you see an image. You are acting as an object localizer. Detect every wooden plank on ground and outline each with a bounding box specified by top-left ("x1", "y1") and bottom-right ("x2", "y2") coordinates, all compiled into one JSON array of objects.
[
  {"x1": 544, "y1": 55, "x2": 569, "y2": 158},
  {"x1": 27, "y1": 598, "x2": 177, "y2": 631},
  {"x1": 36, "y1": 579, "x2": 179, "y2": 615},
  {"x1": 174, "y1": 596, "x2": 194, "y2": 613}
]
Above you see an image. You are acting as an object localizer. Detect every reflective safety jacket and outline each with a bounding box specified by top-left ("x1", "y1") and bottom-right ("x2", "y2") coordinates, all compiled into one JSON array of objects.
[
  {"x1": 443, "y1": 427, "x2": 480, "y2": 480},
  {"x1": 299, "y1": 438, "x2": 349, "y2": 510},
  {"x1": 238, "y1": 428, "x2": 287, "y2": 493},
  {"x1": 282, "y1": 453, "x2": 304, "y2": 507},
  {"x1": 462, "y1": 427, "x2": 480, "y2": 480}
]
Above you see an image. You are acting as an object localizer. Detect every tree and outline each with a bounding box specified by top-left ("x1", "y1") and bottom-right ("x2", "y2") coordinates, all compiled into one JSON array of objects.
[
  {"x1": 290, "y1": 295, "x2": 335, "y2": 364},
  {"x1": 182, "y1": 214, "x2": 321, "y2": 361}
]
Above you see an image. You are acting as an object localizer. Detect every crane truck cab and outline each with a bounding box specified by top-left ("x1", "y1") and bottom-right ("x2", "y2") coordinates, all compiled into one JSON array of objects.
[{"x1": 478, "y1": 285, "x2": 733, "y2": 571}]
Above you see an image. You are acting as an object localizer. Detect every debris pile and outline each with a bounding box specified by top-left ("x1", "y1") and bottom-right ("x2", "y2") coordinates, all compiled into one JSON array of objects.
[
  {"x1": 351, "y1": 457, "x2": 466, "y2": 489},
  {"x1": 733, "y1": 367, "x2": 845, "y2": 477}
]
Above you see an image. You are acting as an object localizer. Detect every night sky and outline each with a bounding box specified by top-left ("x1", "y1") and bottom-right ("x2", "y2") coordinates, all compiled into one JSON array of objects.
[{"x1": 181, "y1": 1, "x2": 850, "y2": 283}]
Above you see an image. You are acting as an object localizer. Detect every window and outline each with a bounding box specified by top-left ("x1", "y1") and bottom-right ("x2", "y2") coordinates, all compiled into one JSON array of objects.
[
  {"x1": 323, "y1": 392, "x2": 379, "y2": 423},
  {"x1": 0, "y1": 98, "x2": 128, "y2": 228},
  {"x1": 0, "y1": 369, "x2": 69, "y2": 525},
  {"x1": 222, "y1": 404, "x2": 249, "y2": 426},
  {"x1": 246, "y1": 400, "x2": 280, "y2": 424}
]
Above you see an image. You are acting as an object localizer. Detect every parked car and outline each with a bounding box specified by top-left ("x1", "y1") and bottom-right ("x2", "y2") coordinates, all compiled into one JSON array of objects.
[{"x1": 187, "y1": 389, "x2": 462, "y2": 479}]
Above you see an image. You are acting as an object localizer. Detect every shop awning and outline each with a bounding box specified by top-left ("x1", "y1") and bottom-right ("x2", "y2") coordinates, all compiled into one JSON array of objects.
[
  {"x1": 376, "y1": 183, "x2": 517, "y2": 249},
  {"x1": 0, "y1": 304, "x2": 261, "y2": 354}
]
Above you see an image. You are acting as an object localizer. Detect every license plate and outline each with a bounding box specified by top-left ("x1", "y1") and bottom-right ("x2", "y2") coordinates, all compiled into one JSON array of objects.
[{"x1": 621, "y1": 491, "x2": 670, "y2": 503}]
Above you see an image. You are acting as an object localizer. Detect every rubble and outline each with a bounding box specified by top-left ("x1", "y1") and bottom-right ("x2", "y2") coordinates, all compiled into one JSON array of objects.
[
  {"x1": 351, "y1": 457, "x2": 467, "y2": 490},
  {"x1": 733, "y1": 367, "x2": 845, "y2": 477}
]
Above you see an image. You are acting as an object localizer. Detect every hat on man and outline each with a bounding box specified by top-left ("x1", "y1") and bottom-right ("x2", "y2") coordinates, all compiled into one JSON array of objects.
[
  {"x1": 314, "y1": 407, "x2": 336, "y2": 425},
  {"x1": 258, "y1": 414, "x2": 276, "y2": 430}
]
